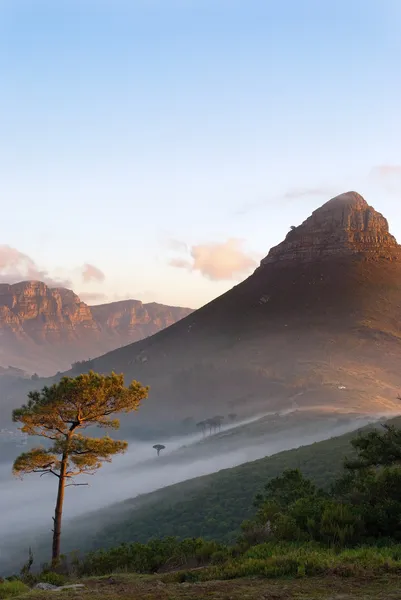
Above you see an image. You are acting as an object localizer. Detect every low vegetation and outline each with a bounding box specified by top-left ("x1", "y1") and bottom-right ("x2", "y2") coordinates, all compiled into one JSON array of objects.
[{"x1": 0, "y1": 580, "x2": 29, "y2": 599}]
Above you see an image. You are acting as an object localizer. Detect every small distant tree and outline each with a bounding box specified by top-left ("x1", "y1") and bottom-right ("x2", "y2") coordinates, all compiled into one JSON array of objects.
[
  {"x1": 153, "y1": 444, "x2": 165, "y2": 456},
  {"x1": 31, "y1": 373, "x2": 39, "y2": 381},
  {"x1": 205, "y1": 418, "x2": 214, "y2": 435},
  {"x1": 12, "y1": 371, "x2": 148, "y2": 566},
  {"x1": 196, "y1": 421, "x2": 207, "y2": 437},
  {"x1": 203, "y1": 416, "x2": 225, "y2": 435},
  {"x1": 212, "y1": 415, "x2": 224, "y2": 432}
]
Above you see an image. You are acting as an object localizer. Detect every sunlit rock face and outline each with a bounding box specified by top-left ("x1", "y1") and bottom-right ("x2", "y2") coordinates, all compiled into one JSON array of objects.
[
  {"x1": 0, "y1": 281, "x2": 193, "y2": 372},
  {"x1": 260, "y1": 192, "x2": 401, "y2": 266}
]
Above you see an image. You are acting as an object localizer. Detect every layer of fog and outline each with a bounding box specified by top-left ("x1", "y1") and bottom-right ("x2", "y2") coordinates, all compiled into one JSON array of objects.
[{"x1": 0, "y1": 410, "x2": 392, "y2": 572}]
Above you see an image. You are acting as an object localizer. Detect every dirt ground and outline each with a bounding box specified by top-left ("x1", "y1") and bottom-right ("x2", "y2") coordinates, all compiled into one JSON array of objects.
[{"x1": 20, "y1": 574, "x2": 401, "y2": 600}]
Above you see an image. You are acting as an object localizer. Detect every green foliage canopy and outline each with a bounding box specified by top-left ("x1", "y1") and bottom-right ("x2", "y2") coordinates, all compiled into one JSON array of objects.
[{"x1": 13, "y1": 371, "x2": 148, "y2": 479}]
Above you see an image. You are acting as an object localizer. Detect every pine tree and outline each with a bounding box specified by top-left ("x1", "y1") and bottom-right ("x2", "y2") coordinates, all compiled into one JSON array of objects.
[{"x1": 12, "y1": 371, "x2": 148, "y2": 565}]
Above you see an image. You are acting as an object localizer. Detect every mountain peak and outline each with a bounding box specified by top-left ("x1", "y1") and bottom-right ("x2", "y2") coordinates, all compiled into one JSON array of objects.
[
  {"x1": 261, "y1": 191, "x2": 400, "y2": 266},
  {"x1": 323, "y1": 190, "x2": 367, "y2": 209}
]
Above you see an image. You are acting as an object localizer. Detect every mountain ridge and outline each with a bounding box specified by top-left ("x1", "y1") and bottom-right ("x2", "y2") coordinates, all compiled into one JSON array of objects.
[{"x1": 0, "y1": 281, "x2": 193, "y2": 374}]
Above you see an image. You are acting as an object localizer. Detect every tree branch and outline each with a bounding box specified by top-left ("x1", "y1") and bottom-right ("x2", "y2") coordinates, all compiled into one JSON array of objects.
[
  {"x1": 35, "y1": 468, "x2": 60, "y2": 478},
  {"x1": 65, "y1": 482, "x2": 89, "y2": 487},
  {"x1": 66, "y1": 469, "x2": 95, "y2": 477},
  {"x1": 27, "y1": 429, "x2": 59, "y2": 441},
  {"x1": 40, "y1": 423, "x2": 66, "y2": 436}
]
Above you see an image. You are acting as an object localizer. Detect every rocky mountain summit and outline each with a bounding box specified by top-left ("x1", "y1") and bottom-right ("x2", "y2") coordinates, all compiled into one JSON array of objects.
[
  {"x1": 261, "y1": 192, "x2": 401, "y2": 266},
  {"x1": 0, "y1": 282, "x2": 193, "y2": 374}
]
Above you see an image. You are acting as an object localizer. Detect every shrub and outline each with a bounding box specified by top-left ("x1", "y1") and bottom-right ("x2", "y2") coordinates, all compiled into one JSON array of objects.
[
  {"x1": 160, "y1": 543, "x2": 401, "y2": 582},
  {"x1": 211, "y1": 550, "x2": 230, "y2": 564},
  {"x1": 39, "y1": 571, "x2": 67, "y2": 586},
  {"x1": 0, "y1": 580, "x2": 29, "y2": 599},
  {"x1": 75, "y1": 537, "x2": 229, "y2": 576}
]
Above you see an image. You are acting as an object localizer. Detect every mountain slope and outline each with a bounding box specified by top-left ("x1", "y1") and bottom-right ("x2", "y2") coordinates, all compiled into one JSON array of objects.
[
  {"x1": 18, "y1": 415, "x2": 398, "y2": 563},
  {"x1": 83, "y1": 192, "x2": 401, "y2": 426},
  {"x1": 0, "y1": 282, "x2": 193, "y2": 374}
]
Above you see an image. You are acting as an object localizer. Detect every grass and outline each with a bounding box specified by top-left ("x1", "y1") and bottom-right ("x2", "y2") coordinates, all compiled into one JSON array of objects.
[
  {"x1": 7, "y1": 542, "x2": 401, "y2": 598},
  {"x1": 162, "y1": 543, "x2": 401, "y2": 582}
]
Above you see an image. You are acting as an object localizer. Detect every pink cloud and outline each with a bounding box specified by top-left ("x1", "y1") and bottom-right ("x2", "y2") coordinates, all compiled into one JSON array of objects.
[
  {"x1": 170, "y1": 238, "x2": 257, "y2": 281},
  {"x1": 370, "y1": 165, "x2": 401, "y2": 178},
  {"x1": 0, "y1": 245, "x2": 71, "y2": 287},
  {"x1": 82, "y1": 263, "x2": 105, "y2": 283}
]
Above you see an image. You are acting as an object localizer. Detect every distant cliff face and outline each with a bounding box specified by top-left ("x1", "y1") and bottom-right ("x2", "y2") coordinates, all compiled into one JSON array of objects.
[
  {"x1": 91, "y1": 300, "x2": 194, "y2": 340},
  {"x1": 0, "y1": 282, "x2": 98, "y2": 343},
  {"x1": 0, "y1": 282, "x2": 193, "y2": 374}
]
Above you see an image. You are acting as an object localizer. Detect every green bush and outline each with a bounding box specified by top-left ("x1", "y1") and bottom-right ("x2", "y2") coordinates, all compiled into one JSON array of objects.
[
  {"x1": 210, "y1": 550, "x2": 230, "y2": 564},
  {"x1": 0, "y1": 580, "x2": 29, "y2": 599},
  {"x1": 39, "y1": 571, "x2": 67, "y2": 586},
  {"x1": 76, "y1": 537, "x2": 229, "y2": 576},
  {"x1": 173, "y1": 544, "x2": 401, "y2": 581}
]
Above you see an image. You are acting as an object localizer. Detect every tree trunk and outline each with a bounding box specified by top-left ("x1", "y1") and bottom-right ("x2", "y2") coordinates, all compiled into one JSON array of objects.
[{"x1": 52, "y1": 453, "x2": 68, "y2": 566}]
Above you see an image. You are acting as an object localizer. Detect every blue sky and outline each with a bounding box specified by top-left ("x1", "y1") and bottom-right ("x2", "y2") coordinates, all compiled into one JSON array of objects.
[{"x1": 1, "y1": 0, "x2": 401, "y2": 308}]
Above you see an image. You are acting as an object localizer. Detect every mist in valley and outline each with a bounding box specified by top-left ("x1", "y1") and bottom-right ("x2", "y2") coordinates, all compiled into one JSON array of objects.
[{"x1": 0, "y1": 409, "x2": 392, "y2": 574}]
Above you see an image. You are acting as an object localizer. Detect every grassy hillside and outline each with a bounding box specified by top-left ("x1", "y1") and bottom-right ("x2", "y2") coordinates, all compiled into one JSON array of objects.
[{"x1": 62, "y1": 417, "x2": 399, "y2": 554}]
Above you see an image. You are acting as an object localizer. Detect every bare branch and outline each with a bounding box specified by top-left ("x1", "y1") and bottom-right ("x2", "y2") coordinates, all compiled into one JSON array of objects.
[
  {"x1": 28, "y1": 430, "x2": 59, "y2": 441},
  {"x1": 34, "y1": 468, "x2": 60, "y2": 477},
  {"x1": 41, "y1": 423, "x2": 66, "y2": 436},
  {"x1": 65, "y1": 483, "x2": 89, "y2": 487},
  {"x1": 65, "y1": 469, "x2": 95, "y2": 477}
]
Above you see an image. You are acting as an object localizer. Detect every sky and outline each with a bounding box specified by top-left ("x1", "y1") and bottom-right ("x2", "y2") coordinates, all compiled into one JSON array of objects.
[{"x1": 0, "y1": 0, "x2": 401, "y2": 308}]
